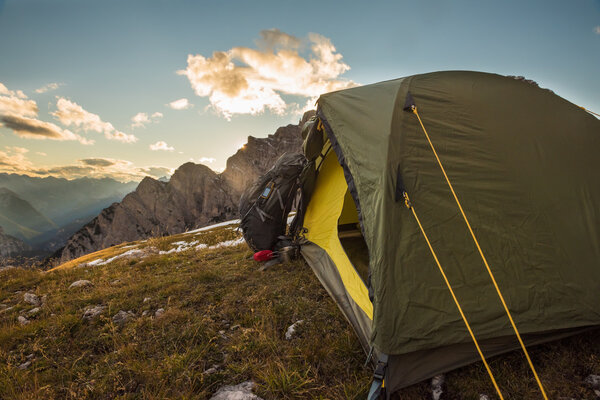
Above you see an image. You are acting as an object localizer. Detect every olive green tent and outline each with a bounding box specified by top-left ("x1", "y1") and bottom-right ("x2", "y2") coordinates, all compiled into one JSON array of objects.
[{"x1": 299, "y1": 71, "x2": 600, "y2": 397}]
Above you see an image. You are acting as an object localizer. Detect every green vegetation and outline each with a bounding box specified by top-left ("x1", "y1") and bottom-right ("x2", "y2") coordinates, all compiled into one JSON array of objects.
[{"x1": 0, "y1": 225, "x2": 598, "y2": 399}]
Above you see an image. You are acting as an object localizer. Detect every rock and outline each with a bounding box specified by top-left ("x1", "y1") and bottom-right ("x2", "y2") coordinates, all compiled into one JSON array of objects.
[
  {"x1": 0, "y1": 306, "x2": 14, "y2": 315},
  {"x1": 82, "y1": 305, "x2": 105, "y2": 320},
  {"x1": 209, "y1": 381, "x2": 263, "y2": 400},
  {"x1": 431, "y1": 374, "x2": 444, "y2": 400},
  {"x1": 23, "y1": 293, "x2": 40, "y2": 306},
  {"x1": 111, "y1": 279, "x2": 120, "y2": 285},
  {"x1": 585, "y1": 374, "x2": 600, "y2": 389},
  {"x1": 41, "y1": 295, "x2": 48, "y2": 305},
  {"x1": 154, "y1": 308, "x2": 165, "y2": 318},
  {"x1": 27, "y1": 307, "x2": 41, "y2": 316},
  {"x1": 0, "y1": 225, "x2": 31, "y2": 257},
  {"x1": 18, "y1": 360, "x2": 32, "y2": 370},
  {"x1": 284, "y1": 320, "x2": 304, "y2": 340},
  {"x1": 113, "y1": 310, "x2": 135, "y2": 325},
  {"x1": 142, "y1": 310, "x2": 150, "y2": 317},
  {"x1": 203, "y1": 364, "x2": 221, "y2": 375},
  {"x1": 17, "y1": 315, "x2": 29, "y2": 325},
  {"x1": 69, "y1": 280, "x2": 93, "y2": 289},
  {"x1": 143, "y1": 297, "x2": 151, "y2": 303},
  {"x1": 585, "y1": 374, "x2": 600, "y2": 397},
  {"x1": 230, "y1": 324, "x2": 241, "y2": 331},
  {"x1": 479, "y1": 395, "x2": 490, "y2": 400},
  {"x1": 26, "y1": 353, "x2": 34, "y2": 360}
]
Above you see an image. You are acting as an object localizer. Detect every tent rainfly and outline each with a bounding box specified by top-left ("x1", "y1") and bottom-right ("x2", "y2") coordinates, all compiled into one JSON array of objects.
[{"x1": 298, "y1": 71, "x2": 600, "y2": 399}]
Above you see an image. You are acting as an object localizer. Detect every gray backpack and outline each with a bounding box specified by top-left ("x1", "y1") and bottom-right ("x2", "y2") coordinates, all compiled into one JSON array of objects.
[{"x1": 239, "y1": 153, "x2": 306, "y2": 252}]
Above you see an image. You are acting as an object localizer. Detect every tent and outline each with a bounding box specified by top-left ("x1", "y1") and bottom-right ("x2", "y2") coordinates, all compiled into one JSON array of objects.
[{"x1": 298, "y1": 71, "x2": 600, "y2": 398}]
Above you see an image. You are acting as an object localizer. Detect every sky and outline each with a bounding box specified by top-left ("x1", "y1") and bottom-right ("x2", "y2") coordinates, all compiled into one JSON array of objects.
[{"x1": 1, "y1": 0, "x2": 599, "y2": 182}]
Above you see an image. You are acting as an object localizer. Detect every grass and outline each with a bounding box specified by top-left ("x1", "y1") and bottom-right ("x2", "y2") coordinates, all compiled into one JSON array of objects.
[{"x1": 1, "y1": 224, "x2": 598, "y2": 399}]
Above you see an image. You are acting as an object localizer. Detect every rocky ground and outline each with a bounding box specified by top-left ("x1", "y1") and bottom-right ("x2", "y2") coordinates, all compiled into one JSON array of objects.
[{"x1": 1, "y1": 222, "x2": 599, "y2": 399}]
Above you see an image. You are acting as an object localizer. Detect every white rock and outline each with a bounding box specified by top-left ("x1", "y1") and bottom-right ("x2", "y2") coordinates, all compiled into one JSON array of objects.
[
  {"x1": 27, "y1": 307, "x2": 41, "y2": 316},
  {"x1": 155, "y1": 308, "x2": 165, "y2": 318},
  {"x1": 69, "y1": 280, "x2": 93, "y2": 289},
  {"x1": 113, "y1": 310, "x2": 135, "y2": 325},
  {"x1": 585, "y1": 374, "x2": 600, "y2": 389},
  {"x1": 431, "y1": 374, "x2": 445, "y2": 400},
  {"x1": 23, "y1": 293, "x2": 40, "y2": 306},
  {"x1": 143, "y1": 297, "x2": 151, "y2": 303},
  {"x1": 203, "y1": 364, "x2": 220, "y2": 375},
  {"x1": 0, "y1": 306, "x2": 14, "y2": 315},
  {"x1": 209, "y1": 381, "x2": 263, "y2": 400},
  {"x1": 17, "y1": 315, "x2": 29, "y2": 325},
  {"x1": 142, "y1": 310, "x2": 150, "y2": 317},
  {"x1": 18, "y1": 360, "x2": 32, "y2": 370},
  {"x1": 284, "y1": 320, "x2": 304, "y2": 340},
  {"x1": 479, "y1": 395, "x2": 490, "y2": 400},
  {"x1": 82, "y1": 305, "x2": 105, "y2": 320}
]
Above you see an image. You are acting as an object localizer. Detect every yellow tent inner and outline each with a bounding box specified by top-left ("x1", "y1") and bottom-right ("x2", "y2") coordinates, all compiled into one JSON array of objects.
[{"x1": 303, "y1": 150, "x2": 373, "y2": 319}]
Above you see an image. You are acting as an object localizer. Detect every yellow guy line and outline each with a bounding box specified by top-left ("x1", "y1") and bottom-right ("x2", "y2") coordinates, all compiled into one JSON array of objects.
[
  {"x1": 580, "y1": 106, "x2": 600, "y2": 118},
  {"x1": 411, "y1": 106, "x2": 549, "y2": 400},
  {"x1": 403, "y1": 192, "x2": 505, "y2": 400}
]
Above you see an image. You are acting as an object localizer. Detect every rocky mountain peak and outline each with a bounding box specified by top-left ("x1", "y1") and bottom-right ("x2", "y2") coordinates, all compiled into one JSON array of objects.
[{"x1": 55, "y1": 112, "x2": 312, "y2": 265}]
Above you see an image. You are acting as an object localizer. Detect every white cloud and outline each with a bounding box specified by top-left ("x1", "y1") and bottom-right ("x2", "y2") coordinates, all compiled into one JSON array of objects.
[
  {"x1": 131, "y1": 112, "x2": 150, "y2": 128},
  {"x1": 190, "y1": 157, "x2": 216, "y2": 164},
  {"x1": 131, "y1": 111, "x2": 164, "y2": 128},
  {"x1": 178, "y1": 29, "x2": 357, "y2": 119},
  {"x1": 0, "y1": 146, "x2": 34, "y2": 172},
  {"x1": 35, "y1": 82, "x2": 62, "y2": 94},
  {"x1": 167, "y1": 98, "x2": 192, "y2": 110},
  {"x1": 150, "y1": 140, "x2": 175, "y2": 151},
  {"x1": 0, "y1": 83, "x2": 92, "y2": 145},
  {"x1": 52, "y1": 98, "x2": 137, "y2": 143},
  {"x1": 595, "y1": 26, "x2": 600, "y2": 34},
  {"x1": 36, "y1": 152, "x2": 47, "y2": 156},
  {"x1": 0, "y1": 83, "x2": 38, "y2": 118}
]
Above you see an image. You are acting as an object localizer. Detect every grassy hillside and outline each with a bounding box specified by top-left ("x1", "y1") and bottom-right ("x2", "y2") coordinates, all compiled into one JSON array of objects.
[{"x1": 0, "y1": 223, "x2": 598, "y2": 399}]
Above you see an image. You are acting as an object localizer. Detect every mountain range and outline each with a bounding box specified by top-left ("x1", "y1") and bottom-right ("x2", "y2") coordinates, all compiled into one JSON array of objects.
[
  {"x1": 53, "y1": 111, "x2": 313, "y2": 265},
  {"x1": 0, "y1": 172, "x2": 140, "y2": 258}
]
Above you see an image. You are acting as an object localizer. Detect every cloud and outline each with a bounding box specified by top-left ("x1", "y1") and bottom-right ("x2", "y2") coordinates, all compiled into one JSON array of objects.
[
  {"x1": 35, "y1": 82, "x2": 62, "y2": 94},
  {"x1": 0, "y1": 82, "x2": 94, "y2": 145},
  {"x1": 595, "y1": 26, "x2": 600, "y2": 34},
  {"x1": 167, "y1": 98, "x2": 192, "y2": 110},
  {"x1": 138, "y1": 166, "x2": 173, "y2": 178},
  {"x1": 131, "y1": 111, "x2": 163, "y2": 128},
  {"x1": 80, "y1": 158, "x2": 117, "y2": 167},
  {"x1": 190, "y1": 157, "x2": 216, "y2": 164},
  {"x1": 178, "y1": 29, "x2": 357, "y2": 119},
  {"x1": 0, "y1": 83, "x2": 38, "y2": 118},
  {"x1": 52, "y1": 98, "x2": 137, "y2": 143},
  {"x1": 1, "y1": 115, "x2": 93, "y2": 144},
  {"x1": 150, "y1": 140, "x2": 175, "y2": 151},
  {"x1": 36, "y1": 152, "x2": 47, "y2": 156},
  {"x1": 0, "y1": 146, "x2": 35, "y2": 172},
  {"x1": 0, "y1": 148, "x2": 175, "y2": 182}
]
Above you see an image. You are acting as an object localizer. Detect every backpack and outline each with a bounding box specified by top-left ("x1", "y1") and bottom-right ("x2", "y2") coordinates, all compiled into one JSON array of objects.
[{"x1": 239, "y1": 153, "x2": 306, "y2": 252}]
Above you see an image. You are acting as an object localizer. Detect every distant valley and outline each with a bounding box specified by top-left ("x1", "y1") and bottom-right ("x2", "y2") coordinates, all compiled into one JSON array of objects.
[{"x1": 0, "y1": 174, "x2": 138, "y2": 262}]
